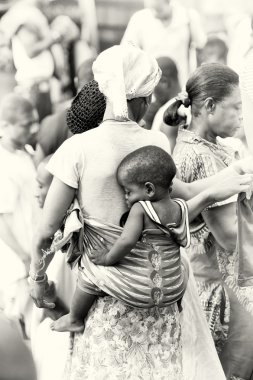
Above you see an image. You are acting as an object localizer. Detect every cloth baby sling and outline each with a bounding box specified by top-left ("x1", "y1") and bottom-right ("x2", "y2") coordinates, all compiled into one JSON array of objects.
[{"x1": 53, "y1": 199, "x2": 190, "y2": 309}]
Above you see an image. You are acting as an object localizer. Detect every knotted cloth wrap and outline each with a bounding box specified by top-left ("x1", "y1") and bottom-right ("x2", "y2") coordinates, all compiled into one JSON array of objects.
[{"x1": 92, "y1": 44, "x2": 161, "y2": 120}]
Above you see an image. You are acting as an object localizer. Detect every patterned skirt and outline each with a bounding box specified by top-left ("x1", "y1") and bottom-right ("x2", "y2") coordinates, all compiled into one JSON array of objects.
[
  {"x1": 64, "y1": 296, "x2": 182, "y2": 380},
  {"x1": 63, "y1": 257, "x2": 225, "y2": 380}
]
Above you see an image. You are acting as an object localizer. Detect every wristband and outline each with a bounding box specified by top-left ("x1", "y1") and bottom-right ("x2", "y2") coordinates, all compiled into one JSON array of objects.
[{"x1": 29, "y1": 272, "x2": 48, "y2": 283}]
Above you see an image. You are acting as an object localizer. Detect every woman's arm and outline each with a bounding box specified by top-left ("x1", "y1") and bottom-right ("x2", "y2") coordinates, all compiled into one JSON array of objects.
[
  {"x1": 18, "y1": 27, "x2": 62, "y2": 58},
  {"x1": 186, "y1": 173, "x2": 253, "y2": 222},
  {"x1": 90, "y1": 203, "x2": 144, "y2": 266},
  {"x1": 186, "y1": 189, "x2": 214, "y2": 223},
  {"x1": 30, "y1": 177, "x2": 75, "y2": 308},
  {"x1": 202, "y1": 203, "x2": 237, "y2": 252},
  {"x1": 172, "y1": 161, "x2": 253, "y2": 200}
]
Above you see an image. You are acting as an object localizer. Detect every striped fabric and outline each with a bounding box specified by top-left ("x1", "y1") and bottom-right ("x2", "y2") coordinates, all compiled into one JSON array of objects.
[
  {"x1": 139, "y1": 199, "x2": 190, "y2": 249},
  {"x1": 78, "y1": 201, "x2": 189, "y2": 309}
]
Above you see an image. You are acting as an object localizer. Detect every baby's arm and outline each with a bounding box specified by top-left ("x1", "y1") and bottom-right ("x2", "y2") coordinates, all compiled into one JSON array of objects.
[{"x1": 90, "y1": 203, "x2": 144, "y2": 266}]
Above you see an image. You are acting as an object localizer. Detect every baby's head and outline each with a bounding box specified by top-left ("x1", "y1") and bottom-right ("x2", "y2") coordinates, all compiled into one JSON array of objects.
[
  {"x1": 35, "y1": 155, "x2": 53, "y2": 208},
  {"x1": 117, "y1": 145, "x2": 176, "y2": 207}
]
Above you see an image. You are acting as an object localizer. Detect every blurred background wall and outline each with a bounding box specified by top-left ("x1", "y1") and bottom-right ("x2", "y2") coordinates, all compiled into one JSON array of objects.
[{"x1": 1, "y1": 0, "x2": 252, "y2": 52}]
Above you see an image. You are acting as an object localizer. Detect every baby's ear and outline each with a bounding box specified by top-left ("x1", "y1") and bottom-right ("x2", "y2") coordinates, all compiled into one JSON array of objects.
[{"x1": 145, "y1": 182, "x2": 155, "y2": 197}]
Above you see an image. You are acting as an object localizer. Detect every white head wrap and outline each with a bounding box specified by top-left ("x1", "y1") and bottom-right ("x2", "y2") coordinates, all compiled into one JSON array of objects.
[{"x1": 92, "y1": 44, "x2": 161, "y2": 120}]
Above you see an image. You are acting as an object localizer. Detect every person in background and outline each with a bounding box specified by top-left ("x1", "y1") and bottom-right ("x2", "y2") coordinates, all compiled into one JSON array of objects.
[
  {"x1": 0, "y1": 311, "x2": 37, "y2": 380},
  {"x1": 153, "y1": 36, "x2": 229, "y2": 154},
  {"x1": 12, "y1": 21, "x2": 57, "y2": 121},
  {"x1": 169, "y1": 62, "x2": 253, "y2": 379},
  {"x1": 31, "y1": 155, "x2": 76, "y2": 380},
  {"x1": 34, "y1": 56, "x2": 97, "y2": 167},
  {"x1": 0, "y1": 0, "x2": 50, "y2": 42},
  {"x1": 143, "y1": 56, "x2": 180, "y2": 130},
  {"x1": 198, "y1": 36, "x2": 246, "y2": 158},
  {"x1": 227, "y1": 12, "x2": 253, "y2": 75},
  {"x1": 0, "y1": 46, "x2": 16, "y2": 107},
  {"x1": 77, "y1": 0, "x2": 99, "y2": 55},
  {"x1": 0, "y1": 93, "x2": 39, "y2": 338},
  {"x1": 0, "y1": 0, "x2": 79, "y2": 117},
  {"x1": 149, "y1": 56, "x2": 181, "y2": 152},
  {"x1": 198, "y1": 35, "x2": 228, "y2": 65},
  {"x1": 35, "y1": 155, "x2": 53, "y2": 209},
  {"x1": 0, "y1": 93, "x2": 38, "y2": 275},
  {"x1": 69, "y1": 0, "x2": 98, "y2": 85},
  {"x1": 202, "y1": 34, "x2": 248, "y2": 157},
  {"x1": 121, "y1": 0, "x2": 206, "y2": 86},
  {"x1": 150, "y1": 36, "x2": 229, "y2": 153},
  {"x1": 0, "y1": 0, "x2": 64, "y2": 120}
]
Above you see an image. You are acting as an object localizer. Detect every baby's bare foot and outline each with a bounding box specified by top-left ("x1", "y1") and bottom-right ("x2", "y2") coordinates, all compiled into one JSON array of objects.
[{"x1": 50, "y1": 314, "x2": 84, "y2": 333}]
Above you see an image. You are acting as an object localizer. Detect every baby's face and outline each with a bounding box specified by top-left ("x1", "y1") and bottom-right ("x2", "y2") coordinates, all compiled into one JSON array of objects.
[
  {"x1": 35, "y1": 164, "x2": 52, "y2": 208},
  {"x1": 122, "y1": 181, "x2": 148, "y2": 208}
]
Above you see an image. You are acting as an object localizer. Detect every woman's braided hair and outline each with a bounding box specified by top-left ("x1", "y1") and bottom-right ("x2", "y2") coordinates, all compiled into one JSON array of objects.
[{"x1": 66, "y1": 80, "x2": 106, "y2": 134}]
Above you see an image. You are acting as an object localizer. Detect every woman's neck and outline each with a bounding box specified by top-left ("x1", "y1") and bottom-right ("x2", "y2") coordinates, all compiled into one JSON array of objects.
[
  {"x1": 188, "y1": 117, "x2": 217, "y2": 144},
  {"x1": 103, "y1": 101, "x2": 115, "y2": 121},
  {"x1": 103, "y1": 100, "x2": 139, "y2": 123}
]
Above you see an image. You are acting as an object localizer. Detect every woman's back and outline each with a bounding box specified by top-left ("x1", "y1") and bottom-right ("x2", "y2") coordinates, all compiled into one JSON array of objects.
[{"x1": 47, "y1": 120, "x2": 171, "y2": 225}]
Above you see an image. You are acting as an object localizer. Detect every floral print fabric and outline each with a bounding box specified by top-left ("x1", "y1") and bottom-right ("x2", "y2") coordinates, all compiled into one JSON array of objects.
[
  {"x1": 173, "y1": 128, "x2": 235, "y2": 351},
  {"x1": 63, "y1": 252, "x2": 226, "y2": 380},
  {"x1": 64, "y1": 296, "x2": 182, "y2": 380},
  {"x1": 173, "y1": 128, "x2": 253, "y2": 378}
]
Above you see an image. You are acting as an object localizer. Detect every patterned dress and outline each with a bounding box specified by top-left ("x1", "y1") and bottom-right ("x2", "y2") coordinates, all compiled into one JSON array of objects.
[
  {"x1": 173, "y1": 128, "x2": 253, "y2": 380},
  {"x1": 63, "y1": 260, "x2": 225, "y2": 380}
]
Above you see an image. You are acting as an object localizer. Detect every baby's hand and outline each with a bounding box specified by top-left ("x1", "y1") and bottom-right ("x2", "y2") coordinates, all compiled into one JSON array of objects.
[{"x1": 89, "y1": 247, "x2": 109, "y2": 266}]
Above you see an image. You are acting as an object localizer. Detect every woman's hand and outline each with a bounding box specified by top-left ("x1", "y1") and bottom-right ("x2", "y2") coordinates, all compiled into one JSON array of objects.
[
  {"x1": 29, "y1": 279, "x2": 56, "y2": 309},
  {"x1": 210, "y1": 173, "x2": 253, "y2": 202},
  {"x1": 89, "y1": 247, "x2": 109, "y2": 266}
]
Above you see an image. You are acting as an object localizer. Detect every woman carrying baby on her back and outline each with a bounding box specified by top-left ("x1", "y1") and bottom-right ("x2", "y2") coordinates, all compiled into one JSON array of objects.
[{"x1": 51, "y1": 145, "x2": 192, "y2": 332}]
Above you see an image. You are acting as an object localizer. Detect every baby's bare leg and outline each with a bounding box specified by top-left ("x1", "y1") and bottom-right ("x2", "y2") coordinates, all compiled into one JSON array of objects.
[{"x1": 51, "y1": 287, "x2": 96, "y2": 332}]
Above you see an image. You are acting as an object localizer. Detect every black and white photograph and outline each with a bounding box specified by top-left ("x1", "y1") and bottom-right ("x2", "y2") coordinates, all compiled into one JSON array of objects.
[{"x1": 0, "y1": 1, "x2": 253, "y2": 379}]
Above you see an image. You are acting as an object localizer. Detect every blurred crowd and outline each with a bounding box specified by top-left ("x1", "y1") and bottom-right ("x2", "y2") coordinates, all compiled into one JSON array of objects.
[{"x1": 0, "y1": 1, "x2": 253, "y2": 380}]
